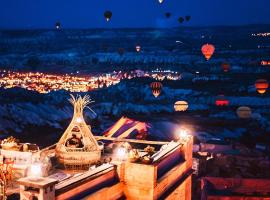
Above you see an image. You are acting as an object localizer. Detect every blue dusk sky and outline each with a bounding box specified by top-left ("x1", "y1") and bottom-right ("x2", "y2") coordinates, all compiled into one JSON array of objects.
[{"x1": 0, "y1": 0, "x2": 269, "y2": 29}]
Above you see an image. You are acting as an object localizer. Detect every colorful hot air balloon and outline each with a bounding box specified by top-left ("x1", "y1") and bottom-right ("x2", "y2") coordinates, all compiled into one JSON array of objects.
[
  {"x1": 104, "y1": 11, "x2": 112, "y2": 22},
  {"x1": 135, "y1": 45, "x2": 141, "y2": 52},
  {"x1": 150, "y1": 82, "x2": 162, "y2": 98},
  {"x1": 178, "y1": 17, "x2": 184, "y2": 24},
  {"x1": 255, "y1": 79, "x2": 269, "y2": 94},
  {"x1": 215, "y1": 95, "x2": 229, "y2": 106},
  {"x1": 221, "y1": 62, "x2": 230, "y2": 72},
  {"x1": 55, "y1": 22, "x2": 61, "y2": 30},
  {"x1": 174, "y1": 101, "x2": 188, "y2": 111},
  {"x1": 236, "y1": 106, "x2": 252, "y2": 119},
  {"x1": 185, "y1": 15, "x2": 191, "y2": 22},
  {"x1": 201, "y1": 44, "x2": 215, "y2": 61},
  {"x1": 165, "y1": 12, "x2": 171, "y2": 18}
]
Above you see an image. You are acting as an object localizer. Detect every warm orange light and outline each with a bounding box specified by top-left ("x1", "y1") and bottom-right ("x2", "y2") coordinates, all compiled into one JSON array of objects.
[{"x1": 176, "y1": 128, "x2": 189, "y2": 140}]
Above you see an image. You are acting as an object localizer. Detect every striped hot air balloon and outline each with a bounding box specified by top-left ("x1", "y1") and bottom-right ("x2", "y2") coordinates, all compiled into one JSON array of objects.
[
  {"x1": 201, "y1": 44, "x2": 215, "y2": 61},
  {"x1": 174, "y1": 101, "x2": 188, "y2": 111},
  {"x1": 255, "y1": 79, "x2": 268, "y2": 94},
  {"x1": 236, "y1": 106, "x2": 252, "y2": 119},
  {"x1": 150, "y1": 82, "x2": 162, "y2": 98}
]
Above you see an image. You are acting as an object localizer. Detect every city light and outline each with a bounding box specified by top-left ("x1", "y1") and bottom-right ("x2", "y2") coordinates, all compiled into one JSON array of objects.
[{"x1": 0, "y1": 70, "x2": 181, "y2": 94}]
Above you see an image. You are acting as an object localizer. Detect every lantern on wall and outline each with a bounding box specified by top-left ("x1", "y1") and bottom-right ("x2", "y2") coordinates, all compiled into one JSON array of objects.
[
  {"x1": 201, "y1": 44, "x2": 215, "y2": 61},
  {"x1": 255, "y1": 79, "x2": 268, "y2": 94},
  {"x1": 174, "y1": 101, "x2": 188, "y2": 111},
  {"x1": 221, "y1": 62, "x2": 230, "y2": 72},
  {"x1": 215, "y1": 95, "x2": 229, "y2": 106},
  {"x1": 150, "y1": 82, "x2": 162, "y2": 98},
  {"x1": 104, "y1": 11, "x2": 112, "y2": 21},
  {"x1": 236, "y1": 106, "x2": 252, "y2": 119}
]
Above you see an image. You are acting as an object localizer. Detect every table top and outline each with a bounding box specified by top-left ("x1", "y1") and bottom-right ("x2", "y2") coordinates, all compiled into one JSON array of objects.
[{"x1": 17, "y1": 177, "x2": 58, "y2": 188}]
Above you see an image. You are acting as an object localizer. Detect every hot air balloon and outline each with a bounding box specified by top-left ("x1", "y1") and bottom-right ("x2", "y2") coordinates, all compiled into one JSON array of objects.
[
  {"x1": 201, "y1": 44, "x2": 215, "y2": 61},
  {"x1": 55, "y1": 22, "x2": 61, "y2": 30},
  {"x1": 215, "y1": 95, "x2": 229, "y2": 106},
  {"x1": 255, "y1": 79, "x2": 269, "y2": 94},
  {"x1": 118, "y1": 48, "x2": 125, "y2": 56},
  {"x1": 150, "y1": 82, "x2": 162, "y2": 98},
  {"x1": 104, "y1": 11, "x2": 112, "y2": 22},
  {"x1": 236, "y1": 106, "x2": 252, "y2": 119},
  {"x1": 135, "y1": 45, "x2": 141, "y2": 52},
  {"x1": 165, "y1": 12, "x2": 171, "y2": 18},
  {"x1": 221, "y1": 62, "x2": 230, "y2": 72},
  {"x1": 174, "y1": 101, "x2": 188, "y2": 111},
  {"x1": 178, "y1": 17, "x2": 184, "y2": 24},
  {"x1": 185, "y1": 15, "x2": 191, "y2": 22}
]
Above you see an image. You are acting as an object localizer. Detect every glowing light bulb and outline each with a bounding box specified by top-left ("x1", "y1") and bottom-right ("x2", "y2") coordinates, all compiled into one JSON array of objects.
[
  {"x1": 76, "y1": 117, "x2": 82, "y2": 123},
  {"x1": 116, "y1": 147, "x2": 127, "y2": 161},
  {"x1": 176, "y1": 128, "x2": 189, "y2": 140},
  {"x1": 29, "y1": 163, "x2": 42, "y2": 179}
]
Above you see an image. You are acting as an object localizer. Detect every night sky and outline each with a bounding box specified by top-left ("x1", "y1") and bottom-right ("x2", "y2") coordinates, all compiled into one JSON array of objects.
[{"x1": 0, "y1": 0, "x2": 269, "y2": 29}]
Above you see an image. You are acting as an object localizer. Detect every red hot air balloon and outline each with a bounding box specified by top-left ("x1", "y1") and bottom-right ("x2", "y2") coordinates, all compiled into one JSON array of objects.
[
  {"x1": 135, "y1": 45, "x2": 141, "y2": 52},
  {"x1": 255, "y1": 79, "x2": 269, "y2": 94},
  {"x1": 150, "y1": 82, "x2": 162, "y2": 98},
  {"x1": 201, "y1": 44, "x2": 215, "y2": 61},
  {"x1": 221, "y1": 62, "x2": 230, "y2": 72},
  {"x1": 215, "y1": 95, "x2": 229, "y2": 106}
]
